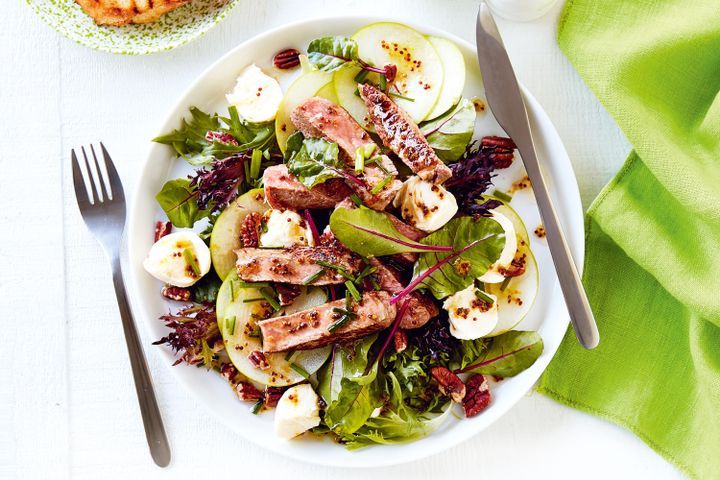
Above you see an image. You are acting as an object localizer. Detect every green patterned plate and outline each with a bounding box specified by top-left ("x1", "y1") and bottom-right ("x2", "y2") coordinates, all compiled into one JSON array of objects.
[{"x1": 26, "y1": 0, "x2": 241, "y2": 55}]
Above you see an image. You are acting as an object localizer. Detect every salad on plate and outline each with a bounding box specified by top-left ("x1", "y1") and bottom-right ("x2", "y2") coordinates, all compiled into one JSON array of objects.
[{"x1": 144, "y1": 22, "x2": 543, "y2": 448}]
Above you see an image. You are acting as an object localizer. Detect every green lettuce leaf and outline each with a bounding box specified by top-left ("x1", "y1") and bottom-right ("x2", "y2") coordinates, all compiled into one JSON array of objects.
[
  {"x1": 284, "y1": 132, "x2": 343, "y2": 188},
  {"x1": 420, "y1": 99, "x2": 476, "y2": 162},
  {"x1": 307, "y1": 36, "x2": 359, "y2": 72},
  {"x1": 153, "y1": 107, "x2": 220, "y2": 157},
  {"x1": 155, "y1": 178, "x2": 208, "y2": 228},
  {"x1": 459, "y1": 331, "x2": 543, "y2": 377},
  {"x1": 329, "y1": 207, "x2": 454, "y2": 256},
  {"x1": 318, "y1": 335, "x2": 381, "y2": 435},
  {"x1": 340, "y1": 372, "x2": 452, "y2": 449},
  {"x1": 413, "y1": 216, "x2": 505, "y2": 299}
]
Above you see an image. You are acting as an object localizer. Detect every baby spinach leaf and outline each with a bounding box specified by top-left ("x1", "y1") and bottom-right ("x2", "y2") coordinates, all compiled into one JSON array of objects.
[
  {"x1": 307, "y1": 36, "x2": 359, "y2": 72},
  {"x1": 284, "y1": 132, "x2": 344, "y2": 188},
  {"x1": 340, "y1": 372, "x2": 452, "y2": 449},
  {"x1": 420, "y1": 99, "x2": 476, "y2": 162},
  {"x1": 329, "y1": 207, "x2": 454, "y2": 257},
  {"x1": 155, "y1": 178, "x2": 209, "y2": 228},
  {"x1": 458, "y1": 331, "x2": 543, "y2": 377},
  {"x1": 318, "y1": 335, "x2": 382, "y2": 435},
  {"x1": 412, "y1": 216, "x2": 505, "y2": 299}
]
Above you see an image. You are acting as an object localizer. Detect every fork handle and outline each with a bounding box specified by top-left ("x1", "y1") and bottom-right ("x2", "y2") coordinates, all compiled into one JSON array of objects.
[{"x1": 111, "y1": 257, "x2": 171, "y2": 467}]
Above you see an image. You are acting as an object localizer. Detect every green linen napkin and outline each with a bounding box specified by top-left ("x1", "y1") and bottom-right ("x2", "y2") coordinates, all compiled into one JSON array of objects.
[{"x1": 537, "y1": 1, "x2": 720, "y2": 478}]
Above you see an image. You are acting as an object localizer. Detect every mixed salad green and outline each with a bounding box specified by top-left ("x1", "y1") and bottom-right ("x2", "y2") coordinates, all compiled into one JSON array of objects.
[{"x1": 144, "y1": 22, "x2": 543, "y2": 447}]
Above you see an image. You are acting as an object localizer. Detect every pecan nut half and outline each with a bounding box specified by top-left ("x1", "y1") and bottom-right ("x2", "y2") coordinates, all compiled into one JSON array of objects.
[
  {"x1": 154, "y1": 221, "x2": 172, "y2": 242},
  {"x1": 161, "y1": 285, "x2": 191, "y2": 301},
  {"x1": 241, "y1": 211, "x2": 262, "y2": 248},
  {"x1": 463, "y1": 374, "x2": 491, "y2": 417},
  {"x1": 248, "y1": 350, "x2": 270, "y2": 370},
  {"x1": 481, "y1": 135, "x2": 516, "y2": 150},
  {"x1": 430, "y1": 366, "x2": 466, "y2": 403},
  {"x1": 264, "y1": 386, "x2": 286, "y2": 408},
  {"x1": 274, "y1": 48, "x2": 301, "y2": 69},
  {"x1": 393, "y1": 330, "x2": 408, "y2": 353}
]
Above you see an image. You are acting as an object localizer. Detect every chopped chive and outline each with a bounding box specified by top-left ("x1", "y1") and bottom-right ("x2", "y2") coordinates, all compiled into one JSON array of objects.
[
  {"x1": 350, "y1": 194, "x2": 363, "y2": 207},
  {"x1": 370, "y1": 175, "x2": 394, "y2": 194},
  {"x1": 236, "y1": 281, "x2": 271, "y2": 288},
  {"x1": 260, "y1": 288, "x2": 281, "y2": 311},
  {"x1": 493, "y1": 189, "x2": 513, "y2": 203},
  {"x1": 303, "y1": 269, "x2": 325, "y2": 285},
  {"x1": 370, "y1": 277, "x2": 381, "y2": 291},
  {"x1": 368, "y1": 155, "x2": 390, "y2": 174},
  {"x1": 500, "y1": 277, "x2": 512, "y2": 291},
  {"x1": 389, "y1": 92, "x2": 415, "y2": 102},
  {"x1": 328, "y1": 315, "x2": 350, "y2": 333},
  {"x1": 332, "y1": 307, "x2": 357, "y2": 318},
  {"x1": 242, "y1": 297, "x2": 266, "y2": 303},
  {"x1": 289, "y1": 362, "x2": 310, "y2": 379},
  {"x1": 355, "y1": 266, "x2": 377, "y2": 282},
  {"x1": 229, "y1": 279, "x2": 236, "y2": 301},
  {"x1": 316, "y1": 260, "x2": 353, "y2": 280},
  {"x1": 284, "y1": 350, "x2": 296, "y2": 361},
  {"x1": 377, "y1": 74, "x2": 387, "y2": 91},
  {"x1": 251, "y1": 398, "x2": 264, "y2": 414},
  {"x1": 474, "y1": 289, "x2": 495, "y2": 305},
  {"x1": 226, "y1": 316, "x2": 237, "y2": 335},
  {"x1": 354, "y1": 150, "x2": 365, "y2": 173},
  {"x1": 182, "y1": 248, "x2": 201, "y2": 276},
  {"x1": 345, "y1": 280, "x2": 361, "y2": 301},
  {"x1": 345, "y1": 292, "x2": 352, "y2": 311},
  {"x1": 263, "y1": 149, "x2": 270, "y2": 160},
  {"x1": 250, "y1": 149, "x2": 263, "y2": 180},
  {"x1": 243, "y1": 159, "x2": 251, "y2": 182},
  {"x1": 354, "y1": 69, "x2": 370, "y2": 83},
  {"x1": 354, "y1": 88, "x2": 361, "y2": 98}
]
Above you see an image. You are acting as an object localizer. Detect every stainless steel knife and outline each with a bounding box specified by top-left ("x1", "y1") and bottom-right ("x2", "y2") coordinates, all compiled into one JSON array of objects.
[{"x1": 476, "y1": 3, "x2": 600, "y2": 349}]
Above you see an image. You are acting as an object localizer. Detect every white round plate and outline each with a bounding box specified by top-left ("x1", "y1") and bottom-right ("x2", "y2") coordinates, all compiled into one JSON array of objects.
[{"x1": 127, "y1": 16, "x2": 583, "y2": 467}]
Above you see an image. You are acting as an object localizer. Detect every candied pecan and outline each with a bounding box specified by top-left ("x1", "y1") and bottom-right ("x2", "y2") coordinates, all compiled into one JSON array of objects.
[
  {"x1": 489, "y1": 152, "x2": 515, "y2": 169},
  {"x1": 236, "y1": 381, "x2": 263, "y2": 402},
  {"x1": 393, "y1": 330, "x2": 408, "y2": 353},
  {"x1": 481, "y1": 136, "x2": 517, "y2": 150},
  {"x1": 430, "y1": 366, "x2": 466, "y2": 403},
  {"x1": 248, "y1": 350, "x2": 270, "y2": 370},
  {"x1": 274, "y1": 48, "x2": 301, "y2": 69},
  {"x1": 241, "y1": 212, "x2": 262, "y2": 248},
  {"x1": 161, "y1": 285, "x2": 191, "y2": 302},
  {"x1": 154, "y1": 221, "x2": 172, "y2": 242},
  {"x1": 384, "y1": 64, "x2": 398, "y2": 84},
  {"x1": 264, "y1": 386, "x2": 286, "y2": 408},
  {"x1": 276, "y1": 283, "x2": 301, "y2": 306},
  {"x1": 463, "y1": 374, "x2": 491, "y2": 417},
  {"x1": 220, "y1": 362, "x2": 239, "y2": 382},
  {"x1": 499, "y1": 252, "x2": 527, "y2": 278},
  {"x1": 205, "y1": 131, "x2": 239, "y2": 146}
]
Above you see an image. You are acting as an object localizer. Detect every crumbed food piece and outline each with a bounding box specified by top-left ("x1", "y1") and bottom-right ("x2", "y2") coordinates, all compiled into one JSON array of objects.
[
  {"x1": 263, "y1": 165, "x2": 351, "y2": 210},
  {"x1": 75, "y1": 0, "x2": 189, "y2": 26},
  {"x1": 235, "y1": 246, "x2": 362, "y2": 285},
  {"x1": 291, "y1": 97, "x2": 401, "y2": 210},
  {"x1": 258, "y1": 291, "x2": 397, "y2": 352},
  {"x1": 359, "y1": 84, "x2": 452, "y2": 184}
]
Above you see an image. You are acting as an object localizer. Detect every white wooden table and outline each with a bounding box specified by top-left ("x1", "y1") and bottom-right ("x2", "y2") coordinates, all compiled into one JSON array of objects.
[{"x1": 1, "y1": 0, "x2": 683, "y2": 478}]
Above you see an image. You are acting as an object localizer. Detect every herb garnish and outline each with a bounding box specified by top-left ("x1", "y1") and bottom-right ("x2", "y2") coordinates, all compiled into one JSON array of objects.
[{"x1": 183, "y1": 248, "x2": 201, "y2": 276}]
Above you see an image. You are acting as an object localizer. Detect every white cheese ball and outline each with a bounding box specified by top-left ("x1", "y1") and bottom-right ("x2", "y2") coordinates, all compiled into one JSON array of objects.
[
  {"x1": 274, "y1": 384, "x2": 321, "y2": 439},
  {"x1": 478, "y1": 210, "x2": 518, "y2": 283},
  {"x1": 393, "y1": 176, "x2": 458, "y2": 232},
  {"x1": 143, "y1": 231, "x2": 211, "y2": 287},
  {"x1": 259, "y1": 209, "x2": 315, "y2": 248},
  {"x1": 226, "y1": 64, "x2": 283, "y2": 123},
  {"x1": 443, "y1": 284, "x2": 499, "y2": 340}
]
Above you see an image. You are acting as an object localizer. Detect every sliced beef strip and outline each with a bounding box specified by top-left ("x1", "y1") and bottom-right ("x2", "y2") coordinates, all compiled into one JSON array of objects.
[
  {"x1": 235, "y1": 246, "x2": 362, "y2": 285},
  {"x1": 259, "y1": 291, "x2": 397, "y2": 352},
  {"x1": 367, "y1": 257, "x2": 439, "y2": 329},
  {"x1": 263, "y1": 164, "x2": 351, "y2": 210},
  {"x1": 359, "y1": 84, "x2": 452, "y2": 184},
  {"x1": 291, "y1": 97, "x2": 401, "y2": 210}
]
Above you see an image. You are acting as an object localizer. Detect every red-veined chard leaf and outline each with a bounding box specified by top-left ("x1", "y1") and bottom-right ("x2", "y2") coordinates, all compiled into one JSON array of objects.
[
  {"x1": 329, "y1": 206, "x2": 454, "y2": 256},
  {"x1": 284, "y1": 131, "x2": 344, "y2": 189},
  {"x1": 155, "y1": 178, "x2": 209, "y2": 228},
  {"x1": 307, "y1": 36, "x2": 359, "y2": 72},
  {"x1": 420, "y1": 98, "x2": 476, "y2": 162},
  {"x1": 456, "y1": 330, "x2": 543, "y2": 377}
]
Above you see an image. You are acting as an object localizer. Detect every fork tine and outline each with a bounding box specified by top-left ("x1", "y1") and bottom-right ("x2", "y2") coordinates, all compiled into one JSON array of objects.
[
  {"x1": 81, "y1": 146, "x2": 100, "y2": 204},
  {"x1": 100, "y1": 142, "x2": 125, "y2": 202},
  {"x1": 71, "y1": 149, "x2": 91, "y2": 207},
  {"x1": 90, "y1": 144, "x2": 111, "y2": 202}
]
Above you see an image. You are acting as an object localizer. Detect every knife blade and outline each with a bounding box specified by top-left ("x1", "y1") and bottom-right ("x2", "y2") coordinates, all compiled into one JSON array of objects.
[{"x1": 476, "y1": 3, "x2": 600, "y2": 349}]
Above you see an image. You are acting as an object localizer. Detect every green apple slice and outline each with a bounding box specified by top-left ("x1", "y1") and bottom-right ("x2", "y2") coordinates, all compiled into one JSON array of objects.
[
  {"x1": 275, "y1": 70, "x2": 332, "y2": 152},
  {"x1": 209, "y1": 188, "x2": 268, "y2": 280},
  {"x1": 315, "y1": 81, "x2": 339, "y2": 104},
  {"x1": 216, "y1": 273, "x2": 331, "y2": 386},
  {"x1": 333, "y1": 64, "x2": 379, "y2": 130},
  {"x1": 352, "y1": 22, "x2": 444, "y2": 122},
  {"x1": 425, "y1": 36, "x2": 466, "y2": 120}
]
